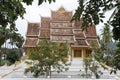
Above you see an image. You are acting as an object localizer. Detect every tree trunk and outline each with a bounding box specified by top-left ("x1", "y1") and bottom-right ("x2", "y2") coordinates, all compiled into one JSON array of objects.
[
  {"x1": 85, "y1": 67, "x2": 88, "y2": 78},
  {"x1": 49, "y1": 65, "x2": 51, "y2": 78},
  {"x1": 46, "y1": 66, "x2": 51, "y2": 78}
]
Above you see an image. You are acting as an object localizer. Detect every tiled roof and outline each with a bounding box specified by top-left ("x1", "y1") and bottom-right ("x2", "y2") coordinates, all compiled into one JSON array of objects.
[
  {"x1": 39, "y1": 29, "x2": 50, "y2": 38},
  {"x1": 74, "y1": 19, "x2": 82, "y2": 29},
  {"x1": 87, "y1": 39, "x2": 100, "y2": 47},
  {"x1": 41, "y1": 17, "x2": 50, "y2": 28},
  {"x1": 23, "y1": 38, "x2": 38, "y2": 47},
  {"x1": 74, "y1": 30, "x2": 85, "y2": 39},
  {"x1": 27, "y1": 23, "x2": 39, "y2": 36},
  {"x1": 51, "y1": 11, "x2": 72, "y2": 21},
  {"x1": 76, "y1": 39, "x2": 88, "y2": 46},
  {"x1": 85, "y1": 25, "x2": 97, "y2": 37},
  {"x1": 24, "y1": 7, "x2": 99, "y2": 48}
]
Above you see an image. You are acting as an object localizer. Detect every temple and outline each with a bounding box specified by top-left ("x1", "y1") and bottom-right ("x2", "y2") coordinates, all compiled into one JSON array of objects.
[{"x1": 23, "y1": 7, "x2": 100, "y2": 60}]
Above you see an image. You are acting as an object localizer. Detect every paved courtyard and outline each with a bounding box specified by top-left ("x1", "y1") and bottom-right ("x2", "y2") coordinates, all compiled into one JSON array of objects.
[{"x1": 0, "y1": 58, "x2": 120, "y2": 80}]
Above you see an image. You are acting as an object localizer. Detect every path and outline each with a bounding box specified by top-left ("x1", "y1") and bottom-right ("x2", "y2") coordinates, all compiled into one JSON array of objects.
[{"x1": 0, "y1": 58, "x2": 119, "y2": 80}]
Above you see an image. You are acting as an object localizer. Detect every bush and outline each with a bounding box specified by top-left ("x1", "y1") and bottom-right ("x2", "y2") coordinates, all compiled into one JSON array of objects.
[
  {"x1": 0, "y1": 59, "x2": 4, "y2": 66},
  {"x1": 6, "y1": 49, "x2": 22, "y2": 64}
]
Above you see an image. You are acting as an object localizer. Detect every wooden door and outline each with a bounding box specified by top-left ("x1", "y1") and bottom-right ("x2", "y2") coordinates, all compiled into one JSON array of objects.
[{"x1": 74, "y1": 50, "x2": 82, "y2": 58}]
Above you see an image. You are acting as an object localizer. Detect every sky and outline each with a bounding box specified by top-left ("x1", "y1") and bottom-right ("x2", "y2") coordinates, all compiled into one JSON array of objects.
[{"x1": 15, "y1": 0, "x2": 112, "y2": 38}]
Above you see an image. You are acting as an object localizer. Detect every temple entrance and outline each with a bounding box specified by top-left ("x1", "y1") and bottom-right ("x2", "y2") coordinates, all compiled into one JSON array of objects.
[{"x1": 74, "y1": 50, "x2": 82, "y2": 58}]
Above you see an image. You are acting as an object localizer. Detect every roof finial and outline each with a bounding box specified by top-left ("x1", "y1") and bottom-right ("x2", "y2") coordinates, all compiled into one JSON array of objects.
[{"x1": 58, "y1": 5, "x2": 66, "y2": 13}]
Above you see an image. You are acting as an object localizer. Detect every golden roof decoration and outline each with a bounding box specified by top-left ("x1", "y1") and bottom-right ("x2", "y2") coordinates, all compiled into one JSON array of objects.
[{"x1": 58, "y1": 6, "x2": 66, "y2": 14}]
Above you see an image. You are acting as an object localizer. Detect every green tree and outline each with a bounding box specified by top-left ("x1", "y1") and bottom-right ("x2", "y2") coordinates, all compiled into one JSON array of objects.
[
  {"x1": 101, "y1": 23, "x2": 112, "y2": 43},
  {"x1": 89, "y1": 42, "x2": 103, "y2": 79},
  {"x1": 1, "y1": 0, "x2": 120, "y2": 45},
  {"x1": 83, "y1": 59, "x2": 91, "y2": 78},
  {"x1": 9, "y1": 32, "x2": 24, "y2": 49},
  {"x1": 1, "y1": 0, "x2": 120, "y2": 72},
  {"x1": 72, "y1": 0, "x2": 120, "y2": 71},
  {"x1": 0, "y1": 0, "x2": 55, "y2": 48},
  {"x1": 99, "y1": 23, "x2": 118, "y2": 69},
  {"x1": 25, "y1": 39, "x2": 69, "y2": 77},
  {"x1": 0, "y1": 26, "x2": 11, "y2": 48},
  {"x1": 100, "y1": 23, "x2": 113, "y2": 65},
  {"x1": 113, "y1": 42, "x2": 120, "y2": 70},
  {"x1": 6, "y1": 50, "x2": 21, "y2": 65},
  {"x1": 72, "y1": 0, "x2": 120, "y2": 41},
  {"x1": 0, "y1": 0, "x2": 55, "y2": 29}
]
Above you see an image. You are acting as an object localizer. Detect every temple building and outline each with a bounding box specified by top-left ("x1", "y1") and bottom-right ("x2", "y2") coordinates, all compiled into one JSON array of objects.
[{"x1": 23, "y1": 7, "x2": 100, "y2": 60}]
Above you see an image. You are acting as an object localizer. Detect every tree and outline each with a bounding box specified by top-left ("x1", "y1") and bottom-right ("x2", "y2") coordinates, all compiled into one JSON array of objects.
[
  {"x1": 113, "y1": 42, "x2": 120, "y2": 70},
  {"x1": 99, "y1": 23, "x2": 118, "y2": 69},
  {"x1": 1, "y1": 0, "x2": 120, "y2": 44},
  {"x1": 100, "y1": 23, "x2": 113, "y2": 64},
  {"x1": 83, "y1": 59, "x2": 91, "y2": 78},
  {"x1": 71, "y1": 0, "x2": 120, "y2": 72},
  {"x1": 1, "y1": 0, "x2": 120, "y2": 72},
  {"x1": 0, "y1": 0, "x2": 55, "y2": 29},
  {"x1": 0, "y1": 0, "x2": 55, "y2": 48},
  {"x1": 9, "y1": 32, "x2": 24, "y2": 49},
  {"x1": 89, "y1": 42, "x2": 103, "y2": 79},
  {"x1": 0, "y1": 26, "x2": 11, "y2": 48},
  {"x1": 24, "y1": 39, "x2": 69, "y2": 78},
  {"x1": 72, "y1": 0, "x2": 120, "y2": 40},
  {"x1": 6, "y1": 50, "x2": 20, "y2": 65},
  {"x1": 101, "y1": 23, "x2": 112, "y2": 43}
]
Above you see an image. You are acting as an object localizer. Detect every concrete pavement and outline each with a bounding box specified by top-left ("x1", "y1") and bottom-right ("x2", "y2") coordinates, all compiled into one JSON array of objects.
[{"x1": 0, "y1": 58, "x2": 120, "y2": 80}]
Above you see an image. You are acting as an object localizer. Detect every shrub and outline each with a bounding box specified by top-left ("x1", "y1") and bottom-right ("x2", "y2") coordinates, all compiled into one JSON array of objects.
[{"x1": 6, "y1": 49, "x2": 22, "y2": 64}]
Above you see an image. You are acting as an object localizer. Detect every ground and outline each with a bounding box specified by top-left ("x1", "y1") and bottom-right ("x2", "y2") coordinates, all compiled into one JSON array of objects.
[{"x1": 0, "y1": 58, "x2": 120, "y2": 80}]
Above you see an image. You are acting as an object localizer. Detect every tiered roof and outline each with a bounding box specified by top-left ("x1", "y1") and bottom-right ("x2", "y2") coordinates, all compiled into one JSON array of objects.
[
  {"x1": 27, "y1": 23, "x2": 39, "y2": 37},
  {"x1": 50, "y1": 8, "x2": 74, "y2": 43},
  {"x1": 23, "y1": 7, "x2": 100, "y2": 48},
  {"x1": 39, "y1": 17, "x2": 50, "y2": 39}
]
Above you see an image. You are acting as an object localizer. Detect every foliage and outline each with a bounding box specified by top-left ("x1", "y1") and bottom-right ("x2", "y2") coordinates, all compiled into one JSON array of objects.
[
  {"x1": 25, "y1": 39, "x2": 69, "y2": 77},
  {"x1": 0, "y1": 59, "x2": 4, "y2": 66},
  {"x1": 22, "y1": 0, "x2": 55, "y2": 5},
  {"x1": 9, "y1": 32, "x2": 24, "y2": 49},
  {"x1": 90, "y1": 42, "x2": 103, "y2": 78},
  {"x1": 101, "y1": 23, "x2": 112, "y2": 43},
  {"x1": 0, "y1": 0, "x2": 55, "y2": 28},
  {"x1": 0, "y1": 26, "x2": 11, "y2": 48},
  {"x1": 6, "y1": 49, "x2": 22, "y2": 65},
  {"x1": 100, "y1": 23, "x2": 113, "y2": 55},
  {"x1": 83, "y1": 59, "x2": 91, "y2": 78},
  {"x1": 0, "y1": 0, "x2": 54, "y2": 48},
  {"x1": 99, "y1": 23, "x2": 119, "y2": 70},
  {"x1": 98, "y1": 23, "x2": 113, "y2": 63},
  {"x1": 113, "y1": 42, "x2": 120, "y2": 70},
  {"x1": 89, "y1": 61, "x2": 101, "y2": 79},
  {"x1": 0, "y1": 26, "x2": 24, "y2": 49},
  {"x1": 0, "y1": 0, "x2": 55, "y2": 29},
  {"x1": 112, "y1": 5, "x2": 120, "y2": 40},
  {"x1": 72, "y1": 0, "x2": 120, "y2": 40},
  {"x1": 90, "y1": 42, "x2": 100, "y2": 59}
]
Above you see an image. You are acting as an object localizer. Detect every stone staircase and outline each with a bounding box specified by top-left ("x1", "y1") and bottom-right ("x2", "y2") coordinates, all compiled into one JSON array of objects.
[{"x1": 68, "y1": 58, "x2": 84, "y2": 71}]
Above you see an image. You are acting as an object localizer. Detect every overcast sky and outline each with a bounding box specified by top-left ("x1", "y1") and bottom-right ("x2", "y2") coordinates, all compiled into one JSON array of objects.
[{"x1": 15, "y1": 0, "x2": 112, "y2": 38}]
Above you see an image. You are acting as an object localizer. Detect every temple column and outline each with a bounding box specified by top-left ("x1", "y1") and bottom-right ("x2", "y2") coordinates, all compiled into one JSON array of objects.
[
  {"x1": 71, "y1": 48, "x2": 74, "y2": 61},
  {"x1": 82, "y1": 48, "x2": 86, "y2": 60}
]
